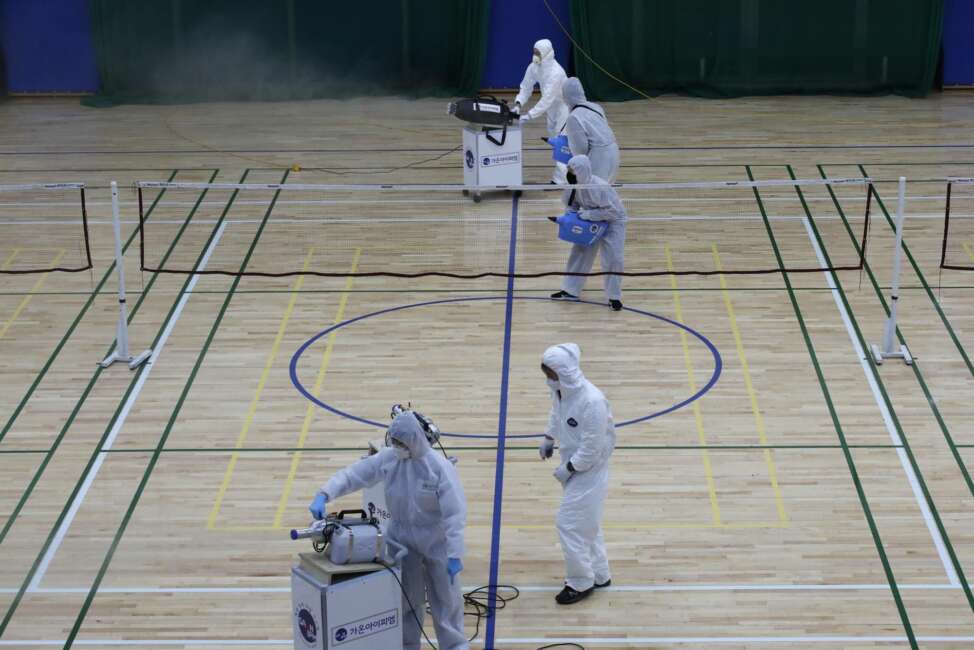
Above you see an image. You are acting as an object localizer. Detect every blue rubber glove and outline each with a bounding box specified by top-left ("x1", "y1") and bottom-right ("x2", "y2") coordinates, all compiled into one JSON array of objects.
[
  {"x1": 309, "y1": 493, "x2": 328, "y2": 520},
  {"x1": 447, "y1": 558, "x2": 463, "y2": 584}
]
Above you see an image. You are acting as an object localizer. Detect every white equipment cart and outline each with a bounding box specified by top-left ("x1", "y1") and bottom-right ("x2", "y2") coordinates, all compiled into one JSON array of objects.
[
  {"x1": 291, "y1": 553, "x2": 402, "y2": 650},
  {"x1": 449, "y1": 96, "x2": 523, "y2": 202}
]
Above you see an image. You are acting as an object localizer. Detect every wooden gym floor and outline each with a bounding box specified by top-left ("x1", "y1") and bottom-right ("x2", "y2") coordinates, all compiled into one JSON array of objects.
[{"x1": 1, "y1": 92, "x2": 974, "y2": 649}]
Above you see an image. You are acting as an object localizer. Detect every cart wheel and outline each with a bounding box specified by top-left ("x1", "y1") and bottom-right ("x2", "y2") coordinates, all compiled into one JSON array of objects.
[
  {"x1": 462, "y1": 189, "x2": 469, "y2": 196},
  {"x1": 472, "y1": 193, "x2": 482, "y2": 203}
]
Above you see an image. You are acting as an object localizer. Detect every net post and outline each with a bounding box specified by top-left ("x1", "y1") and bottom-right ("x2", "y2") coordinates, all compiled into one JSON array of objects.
[
  {"x1": 870, "y1": 176, "x2": 913, "y2": 366},
  {"x1": 98, "y1": 181, "x2": 152, "y2": 370}
]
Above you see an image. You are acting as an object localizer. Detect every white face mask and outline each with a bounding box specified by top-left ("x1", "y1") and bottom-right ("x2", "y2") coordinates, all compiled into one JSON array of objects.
[
  {"x1": 546, "y1": 378, "x2": 560, "y2": 391},
  {"x1": 532, "y1": 54, "x2": 542, "y2": 65},
  {"x1": 393, "y1": 446, "x2": 411, "y2": 460}
]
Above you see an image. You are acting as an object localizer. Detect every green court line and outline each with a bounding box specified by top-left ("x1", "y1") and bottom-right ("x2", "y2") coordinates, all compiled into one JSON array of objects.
[
  {"x1": 0, "y1": 449, "x2": 51, "y2": 454},
  {"x1": 0, "y1": 170, "x2": 187, "y2": 444},
  {"x1": 825, "y1": 165, "x2": 974, "y2": 501},
  {"x1": 0, "y1": 170, "x2": 220, "y2": 547},
  {"x1": 62, "y1": 170, "x2": 290, "y2": 649},
  {"x1": 0, "y1": 169, "x2": 243, "y2": 639},
  {"x1": 747, "y1": 165, "x2": 917, "y2": 648},
  {"x1": 799, "y1": 164, "x2": 974, "y2": 613},
  {"x1": 94, "y1": 443, "x2": 906, "y2": 454}
]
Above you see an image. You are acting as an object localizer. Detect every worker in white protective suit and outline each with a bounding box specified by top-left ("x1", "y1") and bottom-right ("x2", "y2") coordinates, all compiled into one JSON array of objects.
[
  {"x1": 309, "y1": 412, "x2": 468, "y2": 650},
  {"x1": 549, "y1": 154, "x2": 628, "y2": 310},
  {"x1": 513, "y1": 38, "x2": 570, "y2": 184},
  {"x1": 561, "y1": 77, "x2": 620, "y2": 183},
  {"x1": 538, "y1": 343, "x2": 615, "y2": 605}
]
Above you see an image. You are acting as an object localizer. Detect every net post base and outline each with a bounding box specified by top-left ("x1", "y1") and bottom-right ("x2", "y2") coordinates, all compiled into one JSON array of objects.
[
  {"x1": 98, "y1": 348, "x2": 152, "y2": 371},
  {"x1": 870, "y1": 343, "x2": 913, "y2": 366}
]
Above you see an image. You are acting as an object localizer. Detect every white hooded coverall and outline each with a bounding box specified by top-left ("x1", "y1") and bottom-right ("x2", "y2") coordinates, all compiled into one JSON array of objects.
[
  {"x1": 561, "y1": 77, "x2": 620, "y2": 183},
  {"x1": 543, "y1": 343, "x2": 615, "y2": 592},
  {"x1": 515, "y1": 38, "x2": 569, "y2": 183},
  {"x1": 319, "y1": 414, "x2": 468, "y2": 650},
  {"x1": 561, "y1": 154, "x2": 628, "y2": 301}
]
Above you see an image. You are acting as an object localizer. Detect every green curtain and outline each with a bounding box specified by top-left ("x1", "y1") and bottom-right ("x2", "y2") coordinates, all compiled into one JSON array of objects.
[
  {"x1": 570, "y1": 0, "x2": 944, "y2": 100},
  {"x1": 84, "y1": 0, "x2": 490, "y2": 105}
]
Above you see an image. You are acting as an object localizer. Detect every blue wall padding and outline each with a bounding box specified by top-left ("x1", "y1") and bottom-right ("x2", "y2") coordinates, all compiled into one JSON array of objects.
[
  {"x1": 944, "y1": 0, "x2": 974, "y2": 85},
  {"x1": 482, "y1": 0, "x2": 571, "y2": 88},
  {"x1": 0, "y1": 0, "x2": 99, "y2": 92}
]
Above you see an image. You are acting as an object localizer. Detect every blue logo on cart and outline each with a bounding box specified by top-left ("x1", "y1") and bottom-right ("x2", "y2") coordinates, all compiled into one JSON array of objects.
[
  {"x1": 481, "y1": 152, "x2": 520, "y2": 168},
  {"x1": 334, "y1": 628, "x2": 347, "y2": 642},
  {"x1": 465, "y1": 150, "x2": 474, "y2": 169},
  {"x1": 297, "y1": 607, "x2": 317, "y2": 643}
]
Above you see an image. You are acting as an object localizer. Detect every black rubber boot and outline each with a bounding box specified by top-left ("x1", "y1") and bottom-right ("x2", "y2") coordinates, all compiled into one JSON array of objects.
[
  {"x1": 551, "y1": 291, "x2": 580, "y2": 301},
  {"x1": 555, "y1": 584, "x2": 595, "y2": 605}
]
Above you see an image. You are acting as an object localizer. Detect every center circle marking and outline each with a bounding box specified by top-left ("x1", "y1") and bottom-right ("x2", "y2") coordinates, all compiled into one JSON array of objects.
[{"x1": 289, "y1": 296, "x2": 722, "y2": 439}]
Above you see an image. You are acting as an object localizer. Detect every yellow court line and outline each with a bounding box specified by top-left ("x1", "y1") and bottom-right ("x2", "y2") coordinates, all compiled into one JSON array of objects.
[
  {"x1": 712, "y1": 244, "x2": 789, "y2": 525},
  {"x1": 272, "y1": 247, "x2": 362, "y2": 529},
  {"x1": 963, "y1": 242, "x2": 974, "y2": 263},
  {"x1": 1, "y1": 249, "x2": 21, "y2": 270},
  {"x1": 665, "y1": 245, "x2": 722, "y2": 526},
  {"x1": 207, "y1": 248, "x2": 316, "y2": 529},
  {"x1": 0, "y1": 249, "x2": 65, "y2": 340}
]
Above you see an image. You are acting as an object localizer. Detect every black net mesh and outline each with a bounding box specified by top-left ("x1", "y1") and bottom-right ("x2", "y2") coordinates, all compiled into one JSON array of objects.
[
  {"x1": 0, "y1": 184, "x2": 93, "y2": 275},
  {"x1": 941, "y1": 180, "x2": 974, "y2": 271}
]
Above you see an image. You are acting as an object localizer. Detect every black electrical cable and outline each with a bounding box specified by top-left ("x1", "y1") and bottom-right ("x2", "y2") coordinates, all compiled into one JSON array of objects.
[
  {"x1": 379, "y1": 562, "x2": 442, "y2": 650},
  {"x1": 460, "y1": 584, "x2": 519, "y2": 644},
  {"x1": 416, "y1": 425, "x2": 585, "y2": 650},
  {"x1": 380, "y1": 561, "x2": 585, "y2": 650}
]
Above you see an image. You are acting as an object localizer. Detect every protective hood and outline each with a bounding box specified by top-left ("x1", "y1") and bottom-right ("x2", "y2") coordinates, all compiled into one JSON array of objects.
[
  {"x1": 542, "y1": 342, "x2": 585, "y2": 391},
  {"x1": 387, "y1": 411, "x2": 431, "y2": 459},
  {"x1": 562, "y1": 77, "x2": 587, "y2": 106},
  {"x1": 567, "y1": 154, "x2": 594, "y2": 184},
  {"x1": 534, "y1": 39, "x2": 555, "y2": 63}
]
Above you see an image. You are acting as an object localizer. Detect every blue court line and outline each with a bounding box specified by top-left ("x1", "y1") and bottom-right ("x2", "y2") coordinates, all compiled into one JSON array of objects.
[
  {"x1": 484, "y1": 194, "x2": 518, "y2": 649},
  {"x1": 289, "y1": 299, "x2": 721, "y2": 438}
]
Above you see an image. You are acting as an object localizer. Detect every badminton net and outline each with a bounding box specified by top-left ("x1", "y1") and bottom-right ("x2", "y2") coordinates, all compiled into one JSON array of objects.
[{"x1": 134, "y1": 176, "x2": 872, "y2": 279}]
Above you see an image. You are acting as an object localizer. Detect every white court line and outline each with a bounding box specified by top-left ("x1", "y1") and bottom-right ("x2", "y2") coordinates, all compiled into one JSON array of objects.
[
  {"x1": 802, "y1": 216, "x2": 960, "y2": 585},
  {"x1": 135, "y1": 177, "x2": 871, "y2": 191},
  {"x1": 0, "y1": 642, "x2": 292, "y2": 647},
  {"x1": 479, "y1": 637, "x2": 974, "y2": 646},
  {"x1": 1, "y1": 212, "x2": 917, "y2": 227},
  {"x1": 26, "y1": 221, "x2": 228, "y2": 592},
  {"x1": 0, "y1": 194, "x2": 949, "y2": 209},
  {"x1": 0, "y1": 582, "x2": 964, "y2": 595},
  {"x1": 3, "y1": 636, "x2": 974, "y2": 647}
]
